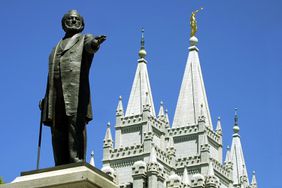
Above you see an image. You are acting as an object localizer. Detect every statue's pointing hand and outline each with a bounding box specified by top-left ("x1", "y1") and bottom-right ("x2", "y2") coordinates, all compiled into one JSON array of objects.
[{"x1": 95, "y1": 35, "x2": 107, "y2": 45}]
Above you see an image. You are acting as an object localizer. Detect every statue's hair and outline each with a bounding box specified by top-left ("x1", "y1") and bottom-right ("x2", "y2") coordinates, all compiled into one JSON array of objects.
[{"x1": 61, "y1": 10, "x2": 85, "y2": 33}]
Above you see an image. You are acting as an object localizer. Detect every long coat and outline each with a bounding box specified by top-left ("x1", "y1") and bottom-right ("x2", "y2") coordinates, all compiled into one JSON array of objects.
[{"x1": 42, "y1": 33, "x2": 98, "y2": 126}]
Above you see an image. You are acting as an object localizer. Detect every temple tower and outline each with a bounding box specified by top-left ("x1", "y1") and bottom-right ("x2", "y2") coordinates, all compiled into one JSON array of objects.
[{"x1": 101, "y1": 13, "x2": 258, "y2": 188}]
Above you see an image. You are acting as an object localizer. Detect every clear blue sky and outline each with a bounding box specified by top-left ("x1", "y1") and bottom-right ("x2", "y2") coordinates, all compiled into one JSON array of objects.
[{"x1": 0, "y1": 0, "x2": 281, "y2": 187}]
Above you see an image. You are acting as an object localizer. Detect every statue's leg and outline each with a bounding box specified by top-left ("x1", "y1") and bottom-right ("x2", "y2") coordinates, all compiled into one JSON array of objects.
[
  {"x1": 68, "y1": 115, "x2": 86, "y2": 163},
  {"x1": 51, "y1": 106, "x2": 69, "y2": 165},
  {"x1": 52, "y1": 77, "x2": 69, "y2": 166}
]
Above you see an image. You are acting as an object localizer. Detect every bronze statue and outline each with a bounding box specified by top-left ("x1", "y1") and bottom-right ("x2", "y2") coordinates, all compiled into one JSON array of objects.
[
  {"x1": 41, "y1": 10, "x2": 106, "y2": 166},
  {"x1": 190, "y1": 7, "x2": 203, "y2": 37}
]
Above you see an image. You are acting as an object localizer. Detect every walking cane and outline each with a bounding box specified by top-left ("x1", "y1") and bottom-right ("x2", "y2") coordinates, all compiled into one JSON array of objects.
[{"x1": 36, "y1": 99, "x2": 44, "y2": 170}]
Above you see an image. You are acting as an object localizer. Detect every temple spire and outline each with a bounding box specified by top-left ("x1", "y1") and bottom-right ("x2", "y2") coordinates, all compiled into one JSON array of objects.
[
  {"x1": 116, "y1": 96, "x2": 124, "y2": 116},
  {"x1": 90, "y1": 150, "x2": 95, "y2": 167},
  {"x1": 208, "y1": 161, "x2": 215, "y2": 176},
  {"x1": 104, "y1": 122, "x2": 113, "y2": 141},
  {"x1": 224, "y1": 145, "x2": 231, "y2": 164},
  {"x1": 149, "y1": 146, "x2": 157, "y2": 163},
  {"x1": 251, "y1": 171, "x2": 257, "y2": 188},
  {"x1": 216, "y1": 116, "x2": 222, "y2": 135},
  {"x1": 230, "y1": 109, "x2": 249, "y2": 185},
  {"x1": 172, "y1": 21, "x2": 212, "y2": 129},
  {"x1": 182, "y1": 167, "x2": 191, "y2": 185},
  {"x1": 125, "y1": 28, "x2": 156, "y2": 117},
  {"x1": 158, "y1": 101, "x2": 165, "y2": 120},
  {"x1": 165, "y1": 109, "x2": 170, "y2": 125}
]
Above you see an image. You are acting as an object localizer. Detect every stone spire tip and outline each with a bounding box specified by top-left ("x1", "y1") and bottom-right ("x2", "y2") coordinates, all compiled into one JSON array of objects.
[
  {"x1": 90, "y1": 150, "x2": 95, "y2": 166},
  {"x1": 149, "y1": 146, "x2": 157, "y2": 163},
  {"x1": 104, "y1": 122, "x2": 113, "y2": 141},
  {"x1": 208, "y1": 161, "x2": 215, "y2": 176},
  {"x1": 216, "y1": 116, "x2": 222, "y2": 134},
  {"x1": 116, "y1": 95, "x2": 124, "y2": 116},
  {"x1": 139, "y1": 28, "x2": 147, "y2": 58},
  {"x1": 233, "y1": 108, "x2": 240, "y2": 134},
  {"x1": 182, "y1": 167, "x2": 191, "y2": 185},
  {"x1": 158, "y1": 101, "x2": 165, "y2": 118}
]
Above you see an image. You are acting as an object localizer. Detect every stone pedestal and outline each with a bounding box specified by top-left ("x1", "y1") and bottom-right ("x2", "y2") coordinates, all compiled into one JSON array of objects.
[{"x1": 0, "y1": 162, "x2": 118, "y2": 188}]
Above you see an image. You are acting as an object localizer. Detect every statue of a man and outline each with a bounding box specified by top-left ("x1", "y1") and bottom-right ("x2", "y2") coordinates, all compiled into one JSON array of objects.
[{"x1": 41, "y1": 10, "x2": 106, "y2": 166}]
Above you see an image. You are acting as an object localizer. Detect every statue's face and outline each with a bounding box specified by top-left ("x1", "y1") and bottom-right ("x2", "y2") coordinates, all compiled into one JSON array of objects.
[{"x1": 62, "y1": 11, "x2": 84, "y2": 34}]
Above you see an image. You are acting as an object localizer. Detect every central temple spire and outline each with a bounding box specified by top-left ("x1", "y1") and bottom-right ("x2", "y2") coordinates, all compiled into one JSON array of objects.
[
  {"x1": 125, "y1": 29, "x2": 156, "y2": 117},
  {"x1": 172, "y1": 15, "x2": 212, "y2": 129}
]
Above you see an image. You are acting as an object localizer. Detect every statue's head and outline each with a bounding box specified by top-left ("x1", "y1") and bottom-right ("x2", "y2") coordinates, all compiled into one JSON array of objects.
[{"x1": 61, "y1": 10, "x2": 84, "y2": 34}]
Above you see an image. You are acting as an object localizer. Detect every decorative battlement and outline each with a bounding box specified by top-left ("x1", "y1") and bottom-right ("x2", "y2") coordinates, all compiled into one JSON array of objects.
[
  {"x1": 210, "y1": 158, "x2": 231, "y2": 179},
  {"x1": 154, "y1": 145, "x2": 173, "y2": 165},
  {"x1": 120, "y1": 114, "x2": 144, "y2": 126},
  {"x1": 110, "y1": 144, "x2": 144, "y2": 160},
  {"x1": 206, "y1": 128, "x2": 220, "y2": 143},
  {"x1": 147, "y1": 162, "x2": 159, "y2": 173},
  {"x1": 144, "y1": 130, "x2": 153, "y2": 140},
  {"x1": 175, "y1": 156, "x2": 201, "y2": 168},
  {"x1": 132, "y1": 161, "x2": 147, "y2": 175},
  {"x1": 104, "y1": 139, "x2": 113, "y2": 148},
  {"x1": 206, "y1": 175, "x2": 220, "y2": 187},
  {"x1": 168, "y1": 125, "x2": 198, "y2": 137},
  {"x1": 119, "y1": 114, "x2": 166, "y2": 135},
  {"x1": 191, "y1": 173, "x2": 205, "y2": 188},
  {"x1": 148, "y1": 116, "x2": 167, "y2": 131}
]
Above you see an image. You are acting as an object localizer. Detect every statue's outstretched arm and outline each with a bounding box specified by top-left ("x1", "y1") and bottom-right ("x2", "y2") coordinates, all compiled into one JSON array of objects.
[{"x1": 84, "y1": 34, "x2": 107, "y2": 54}]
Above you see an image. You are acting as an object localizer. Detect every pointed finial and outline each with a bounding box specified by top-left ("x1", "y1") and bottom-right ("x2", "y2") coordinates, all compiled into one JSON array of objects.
[
  {"x1": 224, "y1": 145, "x2": 231, "y2": 163},
  {"x1": 143, "y1": 92, "x2": 151, "y2": 111},
  {"x1": 200, "y1": 104, "x2": 204, "y2": 116},
  {"x1": 149, "y1": 146, "x2": 157, "y2": 163},
  {"x1": 203, "y1": 133, "x2": 208, "y2": 145},
  {"x1": 158, "y1": 101, "x2": 165, "y2": 119},
  {"x1": 251, "y1": 171, "x2": 257, "y2": 186},
  {"x1": 198, "y1": 103, "x2": 206, "y2": 123},
  {"x1": 147, "y1": 123, "x2": 153, "y2": 133},
  {"x1": 116, "y1": 95, "x2": 124, "y2": 116},
  {"x1": 242, "y1": 164, "x2": 247, "y2": 177},
  {"x1": 104, "y1": 122, "x2": 113, "y2": 141},
  {"x1": 141, "y1": 28, "x2": 145, "y2": 49},
  {"x1": 216, "y1": 116, "x2": 222, "y2": 135},
  {"x1": 165, "y1": 109, "x2": 170, "y2": 125},
  {"x1": 182, "y1": 167, "x2": 191, "y2": 185},
  {"x1": 240, "y1": 164, "x2": 249, "y2": 185},
  {"x1": 233, "y1": 108, "x2": 240, "y2": 134},
  {"x1": 90, "y1": 150, "x2": 95, "y2": 166},
  {"x1": 208, "y1": 161, "x2": 215, "y2": 176},
  {"x1": 139, "y1": 28, "x2": 147, "y2": 58},
  {"x1": 234, "y1": 108, "x2": 238, "y2": 125},
  {"x1": 241, "y1": 165, "x2": 249, "y2": 183},
  {"x1": 168, "y1": 136, "x2": 174, "y2": 148}
]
